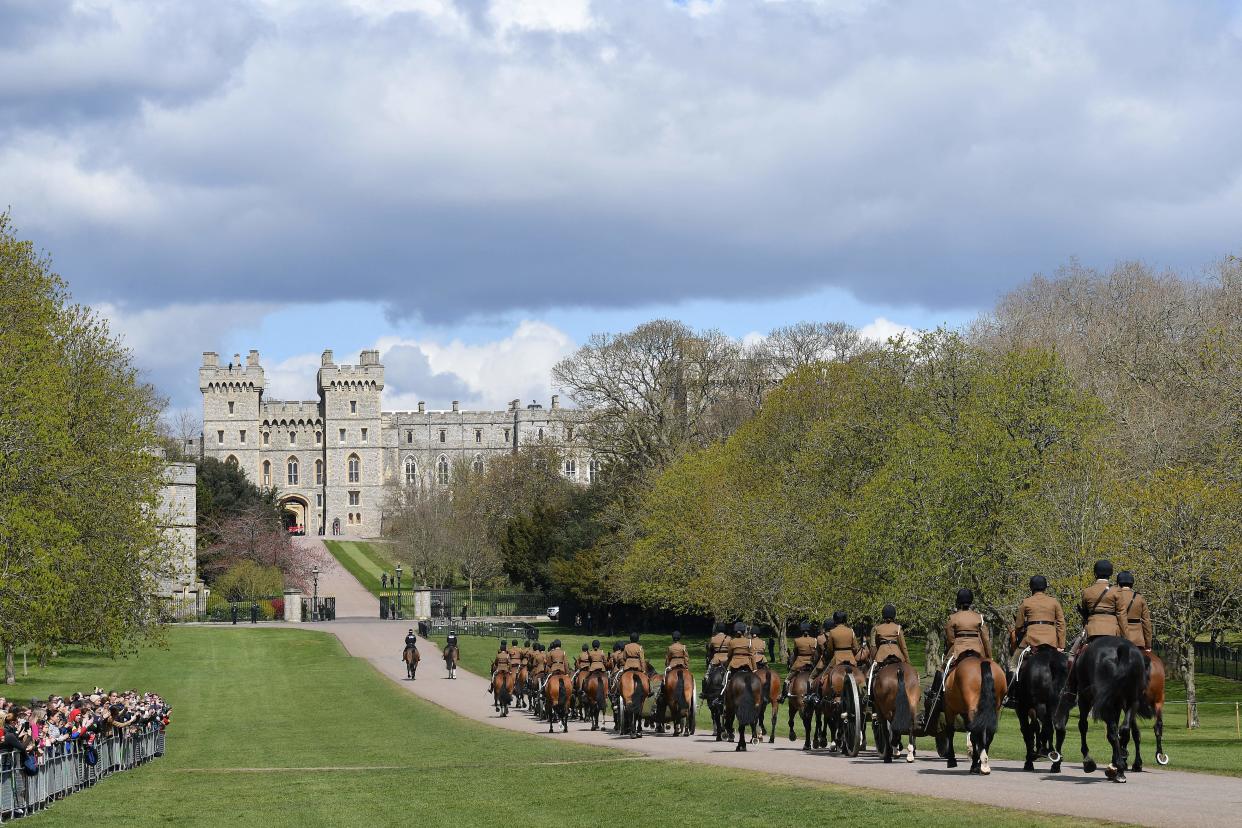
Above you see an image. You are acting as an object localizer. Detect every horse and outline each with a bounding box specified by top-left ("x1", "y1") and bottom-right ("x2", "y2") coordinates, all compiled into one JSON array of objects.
[
  {"x1": 491, "y1": 669, "x2": 514, "y2": 716},
  {"x1": 582, "y1": 670, "x2": 610, "y2": 731},
  {"x1": 643, "y1": 665, "x2": 666, "y2": 733},
  {"x1": 442, "y1": 642, "x2": 459, "y2": 679},
  {"x1": 722, "y1": 669, "x2": 763, "y2": 751},
  {"x1": 817, "y1": 663, "x2": 865, "y2": 754},
  {"x1": 703, "y1": 663, "x2": 727, "y2": 738},
  {"x1": 784, "y1": 669, "x2": 817, "y2": 750},
  {"x1": 659, "y1": 666, "x2": 696, "y2": 736},
  {"x1": 754, "y1": 664, "x2": 783, "y2": 743},
  {"x1": 870, "y1": 660, "x2": 920, "y2": 763},
  {"x1": 403, "y1": 644, "x2": 420, "y2": 680},
  {"x1": 1055, "y1": 636, "x2": 1151, "y2": 783},
  {"x1": 1131, "y1": 652, "x2": 1167, "y2": 771},
  {"x1": 513, "y1": 664, "x2": 530, "y2": 709},
  {"x1": 544, "y1": 672, "x2": 573, "y2": 733},
  {"x1": 616, "y1": 669, "x2": 649, "y2": 738},
  {"x1": 931, "y1": 655, "x2": 1005, "y2": 774},
  {"x1": 1011, "y1": 646, "x2": 1069, "y2": 772},
  {"x1": 527, "y1": 671, "x2": 545, "y2": 719}
]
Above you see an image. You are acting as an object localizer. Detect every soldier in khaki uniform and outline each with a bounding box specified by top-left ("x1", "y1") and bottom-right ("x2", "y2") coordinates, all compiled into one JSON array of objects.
[
  {"x1": 546, "y1": 640, "x2": 569, "y2": 675},
  {"x1": 707, "y1": 624, "x2": 729, "y2": 669},
  {"x1": 945, "y1": 589, "x2": 992, "y2": 668},
  {"x1": 719, "y1": 622, "x2": 756, "y2": 694},
  {"x1": 665, "y1": 631, "x2": 690, "y2": 673},
  {"x1": 750, "y1": 628, "x2": 768, "y2": 668},
  {"x1": 488, "y1": 642, "x2": 511, "y2": 694},
  {"x1": 622, "y1": 632, "x2": 650, "y2": 696},
  {"x1": 588, "y1": 640, "x2": 609, "y2": 672},
  {"x1": 1012, "y1": 576, "x2": 1065, "y2": 652},
  {"x1": 1116, "y1": 571, "x2": 1153, "y2": 652},
  {"x1": 827, "y1": 611, "x2": 860, "y2": 667},
  {"x1": 871, "y1": 604, "x2": 910, "y2": 665},
  {"x1": 781, "y1": 620, "x2": 818, "y2": 701},
  {"x1": 1079, "y1": 560, "x2": 1124, "y2": 642},
  {"x1": 576, "y1": 644, "x2": 591, "y2": 671},
  {"x1": 530, "y1": 643, "x2": 546, "y2": 679},
  {"x1": 610, "y1": 642, "x2": 625, "y2": 672}
]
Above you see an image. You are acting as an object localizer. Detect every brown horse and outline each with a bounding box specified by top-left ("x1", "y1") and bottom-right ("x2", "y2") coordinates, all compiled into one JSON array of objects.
[
  {"x1": 659, "y1": 666, "x2": 696, "y2": 736},
  {"x1": 544, "y1": 673, "x2": 573, "y2": 733},
  {"x1": 492, "y1": 669, "x2": 514, "y2": 717},
  {"x1": 1131, "y1": 652, "x2": 1167, "y2": 771},
  {"x1": 403, "y1": 644, "x2": 420, "y2": 680},
  {"x1": 817, "y1": 663, "x2": 866, "y2": 755},
  {"x1": 722, "y1": 669, "x2": 763, "y2": 751},
  {"x1": 513, "y1": 664, "x2": 530, "y2": 709},
  {"x1": 935, "y1": 656, "x2": 1005, "y2": 774},
  {"x1": 617, "y1": 669, "x2": 649, "y2": 738},
  {"x1": 582, "y1": 671, "x2": 610, "y2": 731},
  {"x1": 784, "y1": 670, "x2": 816, "y2": 750},
  {"x1": 754, "y1": 665, "x2": 783, "y2": 743},
  {"x1": 442, "y1": 643, "x2": 459, "y2": 679},
  {"x1": 870, "y1": 661, "x2": 920, "y2": 763}
]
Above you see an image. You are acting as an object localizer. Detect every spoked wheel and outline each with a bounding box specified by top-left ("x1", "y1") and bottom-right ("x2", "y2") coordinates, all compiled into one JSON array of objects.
[
  {"x1": 840, "y1": 678, "x2": 863, "y2": 757},
  {"x1": 689, "y1": 684, "x2": 698, "y2": 735}
]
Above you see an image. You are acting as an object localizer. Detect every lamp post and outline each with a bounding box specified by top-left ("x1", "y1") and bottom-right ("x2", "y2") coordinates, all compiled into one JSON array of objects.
[
  {"x1": 394, "y1": 566, "x2": 404, "y2": 618},
  {"x1": 312, "y1": 565, "x2": 320, "y2": 622}
]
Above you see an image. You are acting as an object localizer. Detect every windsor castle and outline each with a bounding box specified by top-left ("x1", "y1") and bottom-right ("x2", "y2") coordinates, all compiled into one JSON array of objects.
[{"x1": 200, "y1": 349, "x2": 590, "y2": 538}]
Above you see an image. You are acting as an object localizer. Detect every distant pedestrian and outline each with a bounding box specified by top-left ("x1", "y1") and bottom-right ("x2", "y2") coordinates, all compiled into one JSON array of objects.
[
  {"x1": 586, "y1": 612, "x2": 593, "y2": 634},
  {"x1": 382, "y1": 573, "x2": 388, "y2": 589},
  {"x1": 574, "y1": 613, "x2": 583, "y2": 629},
  {"x1": 250, "y1": 602, "x2": 259, "y2": 624},
  {"x1": 461, "y1": 603, "x2": 468, "y2": 621},
  {"x1": 605, "y1": 610, "x2": 614, "y2": 637},
  {"x1": 231, "y1": 604, "x2": 238, "y2": 625}
]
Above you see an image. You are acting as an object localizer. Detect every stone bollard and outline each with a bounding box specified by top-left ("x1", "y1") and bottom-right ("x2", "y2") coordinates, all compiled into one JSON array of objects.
[{"x1": 284, "y1": 589, "x2": 302, "y2": 622}]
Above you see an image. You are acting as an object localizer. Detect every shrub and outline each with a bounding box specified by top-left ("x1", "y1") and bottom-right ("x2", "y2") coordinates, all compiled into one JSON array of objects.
[{"x1": 214, "y1": 561, "x2": 284, "y2": 602}]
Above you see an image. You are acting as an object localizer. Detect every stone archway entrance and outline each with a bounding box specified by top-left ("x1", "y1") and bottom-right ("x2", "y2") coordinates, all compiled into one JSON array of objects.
[{"x1": 280, "y1": 495, "x2": 309, "y2": 536}]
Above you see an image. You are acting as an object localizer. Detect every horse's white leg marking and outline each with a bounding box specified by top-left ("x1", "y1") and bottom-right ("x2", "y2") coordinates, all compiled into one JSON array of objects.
[
  {"x1": 906, "y1": 741, "x2": 915, "y2": 763},
  {"x1": 981, "y1": 748, "x2": 991, "y2": 775}
]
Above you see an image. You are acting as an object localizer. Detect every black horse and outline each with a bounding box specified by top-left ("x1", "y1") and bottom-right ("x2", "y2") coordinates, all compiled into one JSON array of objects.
[
  {"x1": 703, "y1": 664, "x2": 727, "y2": 738},
  {"x1": 1055, "y1": 636, "x2": 1151, "y2": 783},
  {"x1": 1012, "y1": 646, "x2": 1069, "y2": 772},
  {"x1": 722, "y1": 669, "x2": 763, "y2": 751}
]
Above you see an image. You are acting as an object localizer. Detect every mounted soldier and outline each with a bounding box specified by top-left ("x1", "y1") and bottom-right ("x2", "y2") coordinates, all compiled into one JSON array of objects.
[
  {"x1": 403, "y1": 628, "x2": 418, "y2": 659},
  {"x1": 827, "y1": 611, "x2": 860, "y2": 667},
  {"x1": 622, "y1": 633, "x2": 650, "y2": 697},
  {"x1": 545, "y1": 639, "x2": 569, "y2": 689},
  {"x1": 749, "y1": 626, "x2": 768, "y2": 668},
  {"x1": 488, "y1": 641, "x2": 512, "y2": 694},
  {"x1": 1116, "y1": 571, "x2": 1152, "y2": 653},
  {"x1": 707, "y1": 623, "x2": 729, "y2": 669},
  {"x1": 1004, "y1": 575, "x2": 1065, "y2": 707},
  {"x1": 785, "y1": 621, "x2": 817, "y2": 685},
  {"x1": 809, "y1": 616, "x2": 834, "y2": 686},
  {"x1": 945, "y1": 589, "x2": 992, "y2": 671},
  {"x1": 665, "y1": 631, "x2": 690, "y2": 675},
  {"x1": 1065, "y1": 560, "x2": 1124, "y2": 694},
  {"x1": 868, "y1": 604, "x2": 909, "y2": 697},
  {"x1": 721, "y1": 622, "x2": 756, "y2": 694}
]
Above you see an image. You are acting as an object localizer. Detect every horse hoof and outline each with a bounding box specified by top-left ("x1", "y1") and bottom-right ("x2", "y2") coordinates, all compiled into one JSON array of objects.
[
  {"x1": 970, "y1": 764, "x2": 981, "y2": 774},
  {"x1": 1047, "y1": 750, "x2": 1061, "y2": 763},
  {"x1": 906, "y1": 752, "x2": 915, "y2": 764},
  {"x1": 1083, "y1": 759, "x2": 1097, "y2": 774},
  {"x1": 947, "y1": 759, "x2": 958, "y2": 768},
  {"x1": 1156, "y1": 753, "x2": 1169, "y2": 765},
  {"x1": 789, "y1": 731, "x2": 796, "y2": 742},
  {"x1": 1023, "y1": 761, "x2": 1035, "y2": 771},
  {"x1": 1132, "y1": 763, "x2": 1143, "y2": 773},
  {"x1": 1105, "y1": 764, "x2": 1116, "y2": 780},
  {"x1": 1050, "y1": 762, "x2": 1061, "y2": 774}
]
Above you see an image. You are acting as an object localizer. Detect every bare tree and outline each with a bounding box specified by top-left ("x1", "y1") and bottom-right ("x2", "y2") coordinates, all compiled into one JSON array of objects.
[{"x1": 201, "y1": 501, "x2": 312, "y2": 588}]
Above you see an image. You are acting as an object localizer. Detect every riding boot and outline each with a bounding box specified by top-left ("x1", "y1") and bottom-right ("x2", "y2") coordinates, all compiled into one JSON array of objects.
[{"x1": 1002, "y1": 671, "x2": 1018, "y2": 709}]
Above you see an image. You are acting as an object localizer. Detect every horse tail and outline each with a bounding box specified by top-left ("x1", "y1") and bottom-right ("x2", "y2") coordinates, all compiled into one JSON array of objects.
[
  {"x1": 1096, "y1": 641, "x2": 1150, "y2": 721},
  {"x1": 736, "y1": 675, "x2": 759, "y2": 726},
  {"x1": 970, "y1": 660, "x2": 998, "y2": 741},
  {"x1": 596, "y1": 673, "x2": 606, "y2": 712},
  {"x1": 632, "y1": 670, "x2": 646, "y2": 714},
  {"x1": 675, "y1": 668, "x2": 686, "y2": 718},
  {"x1": 893, "y1": 666, "x2": 913, "y2": 734}
]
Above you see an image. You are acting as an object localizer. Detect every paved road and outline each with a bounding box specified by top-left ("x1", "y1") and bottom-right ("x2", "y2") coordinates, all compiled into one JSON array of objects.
[
  {"x1": 294, "y1": 536, "x2": 377, "y2": 618},
  {"x1": 313, "y1": 618, "x2": 1242, "y2": 827}
]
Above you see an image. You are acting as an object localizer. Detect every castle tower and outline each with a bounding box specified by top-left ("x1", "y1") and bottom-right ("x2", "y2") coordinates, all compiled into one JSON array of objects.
[
  {"x1": 200, "y1": 350, "x2": 264, "y2": 479},
  {"x1": 318, "y1": 349, "x2": 384, "y2": 538}
]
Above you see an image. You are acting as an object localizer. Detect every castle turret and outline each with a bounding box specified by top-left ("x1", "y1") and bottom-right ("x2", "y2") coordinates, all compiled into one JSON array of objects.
[
  {"x1": 318, "y1": 350, "x2": 384, "y2": 537},
  {"x1": 200, "y1": 350, "x2": 264, "y2": 477}
]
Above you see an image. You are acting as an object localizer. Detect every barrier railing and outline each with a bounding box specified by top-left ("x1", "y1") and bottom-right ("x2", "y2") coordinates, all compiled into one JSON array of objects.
[
  {"x1": 426, "y1": 618, "x2": 540, "y2": 641},
  {"x1": 1, "y1": 724, "x2": 165, "y2": 821}
]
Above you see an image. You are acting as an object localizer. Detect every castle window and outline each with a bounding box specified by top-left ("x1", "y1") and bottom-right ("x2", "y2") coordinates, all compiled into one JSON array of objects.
[
  {"x1": 262, "y1": 460, "x2": 271, "y2": 486},
  {"x1": 339, "y1": 428, "x2": 346, "y2": 443},
  {"x1": 360, "y1": 427, "x2": 368, "y2": 443},
  {"x1": 437, "y1": 455, "x2": 449, "y2": 485},
  {"x1": 350, "y1": 400, "x2": 357, "y2": 414},
  {"x1": 348, "y1": 454, "x2": 360, "y2": 483},
  {"x1": 589, "y1": 459, "x2": 599, "y2": 484},
  {"x1": 217, "y1": 430, "x2": 224, "y2": 444},
  {"x1": 225, "y1": 455, "x2": 238, "y2": 468},
  {"x1": 404, "y1": 456, "x2": 418, "y2": 484},
  {"x1": 289, "y1": 431, "x2": 296, "y2": 445},
  {"x1": 473, "y1": 454, "x2": 484, "y2": 475},
  {"x1": 475, "y1": 429, "x2": 482, "y2": 443},
  {"x1": 316, "y1": 493, "x2": 323, "y2": 507},
  {"x1": 228, "y1": 401, "x2": 235, "y2": 415},
  {"x1": 406, "y1": 430, "x2": 413, "y2": 444},
  {"x1": 349, "y1": 491, "x2": 360, "y2": 506},
  {"x1": 439, "y1": 429, "x2": 446, "y2": 443},
  {"x1": 315, "y1": 459, "x2": 323, "y2": 484},
  {"x1": 566, "y1": 425, "x2": 573, "y2": 441},
  {"x1": 239, "y1": 430, "x2": 246, "y2": 444},
  {"x1": 348, "y1": 513, "x2": 355, "y2": 526},
  {"x1": 287, "y1": 457, "x2": 299, "y2": 485},
  {"x1": 315, "y1": 431, "x2": 322, "y2": 445},
  {"x1": 564, "y1": 459, "x2": 576, "y2": 480},
  {"x1": 263, "y1": 432, "x2": 270, "y2": 446}
]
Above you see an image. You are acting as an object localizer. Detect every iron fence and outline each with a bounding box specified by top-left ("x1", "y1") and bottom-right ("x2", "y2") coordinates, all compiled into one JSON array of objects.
[
  {"x1": 1155, "y1": 641, "x2": 1242, "y2": 682},
  {"x1": 428, "y1": 617, "x2": 540, "y2": 641},
  {"x1": 301, "y1": 596, "x2": 336, "y2": 622},
  {"x1": 430, "y1": 589, "x2": 549, "y2": 620},
  {"x1": 1, "y1": 724, "x2": 165, "y2": 821}
]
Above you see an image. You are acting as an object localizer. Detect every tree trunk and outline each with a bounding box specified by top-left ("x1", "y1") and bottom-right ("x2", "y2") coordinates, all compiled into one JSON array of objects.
[
  {"x1": 1179, "y1": 638, "x2": 1200, "y2": 729},
  {"x1": 776, "y1": 620, "x2": 788, "y2": 668},
  {"x1": 37, "y1": 649, "x2": 48, "y2": 668},
  {"x1": 4, "y1": 644, "x2": 14, "y2": 685},
  {"x1": 924, "y1": 627, "x2": 944, "y2": 678}
]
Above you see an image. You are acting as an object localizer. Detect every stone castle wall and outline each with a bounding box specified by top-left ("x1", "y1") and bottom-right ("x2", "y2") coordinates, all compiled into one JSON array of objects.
[{"x1": 200, "y1": 348, "x2": 589, "y2": 538}]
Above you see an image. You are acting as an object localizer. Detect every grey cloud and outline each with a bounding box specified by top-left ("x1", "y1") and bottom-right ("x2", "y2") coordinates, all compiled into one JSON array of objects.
[
  {"x1": 382, "y1": 343, "x2": 476, "y2": 407},
  {"x1": 7, "y1": 0, "x2": 1242, "y2": 320}
]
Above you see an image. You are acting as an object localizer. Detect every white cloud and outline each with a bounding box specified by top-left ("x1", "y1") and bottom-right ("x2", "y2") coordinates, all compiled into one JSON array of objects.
[
  {"x1": 859, "y1": 316, "x2": 918, "y2": 343},
  {"x1": 488, "y1": 0, "x2": 595, "y2": 35}
]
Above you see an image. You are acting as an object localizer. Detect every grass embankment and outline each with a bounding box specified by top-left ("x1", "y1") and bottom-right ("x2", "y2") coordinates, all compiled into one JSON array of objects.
[
  {"x1": 427, "y1": 623, "x2": 1242, "y2": 777},
  {"x1": 8, "y1": 627, "x2": 1109, "y2": 827},
  {"x1": 323, "y1": 539, "x2": 400, "y2": 598}
]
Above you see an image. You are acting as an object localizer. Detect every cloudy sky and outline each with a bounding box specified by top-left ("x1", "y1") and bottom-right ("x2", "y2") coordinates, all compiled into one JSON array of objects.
[{"x1": 5, "y1": 0, "x2": 1241, "y2": 413}]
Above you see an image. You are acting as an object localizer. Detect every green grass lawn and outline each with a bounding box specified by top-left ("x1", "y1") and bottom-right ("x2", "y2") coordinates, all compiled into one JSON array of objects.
[
  {"x1": 5, "y1": 627, "x2": 1113, "y2": 827},
  {"x1": 428, "y1": 623, "x2": 1242, "y2": 777},
  {"x1": 323, "y1": 539, "x2": 401, "y2": 598}
]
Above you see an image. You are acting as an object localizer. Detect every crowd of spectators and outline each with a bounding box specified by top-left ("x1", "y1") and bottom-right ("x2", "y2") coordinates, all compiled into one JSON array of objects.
[{"x1": 2, "y1": 688, "x2": 169, "y2": 817}]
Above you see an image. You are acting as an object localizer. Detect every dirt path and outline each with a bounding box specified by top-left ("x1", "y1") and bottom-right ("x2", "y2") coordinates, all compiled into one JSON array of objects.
[
  {"x1": 295, "y1": 536, "x2": 376, "y2": 618},
  {"x1": 315, "y1": 619, "x2": 1242, "y2": 827}
]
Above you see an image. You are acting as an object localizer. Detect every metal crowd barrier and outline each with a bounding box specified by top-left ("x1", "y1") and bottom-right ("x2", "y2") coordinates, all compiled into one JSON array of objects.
[{"x1": 1, "y1": 724, "x2": 165, "y2": 821}]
